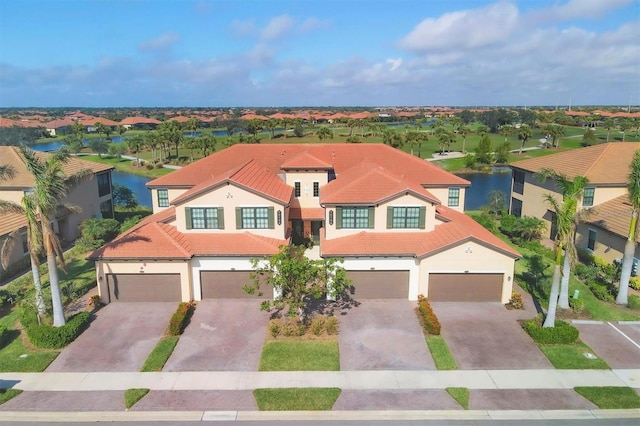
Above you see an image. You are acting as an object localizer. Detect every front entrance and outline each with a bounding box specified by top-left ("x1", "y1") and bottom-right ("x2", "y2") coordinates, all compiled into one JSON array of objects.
[
  {"x1": 311, "y1": 220, "x2": 323, "y2": 244},
  {"x1": 291, "y1": 220, "x2": 324, "y2": 245},
  {"x1": 291, "y1": 219, "x2": 304, "y2": 245}
]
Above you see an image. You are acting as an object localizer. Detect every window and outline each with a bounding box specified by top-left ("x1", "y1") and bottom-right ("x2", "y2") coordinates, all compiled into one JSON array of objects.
[
  {"x1": 186, "y1": 207, "x2": 224, "y2": 229},
  {"x1": 313, "y1": 181, "x2": 320, "y2": 197},
  {"x1": 157, "y1": 189, "x2": 169, "y2": 207},
  {"x1": 583, "y1": 188, "x2": 595, "y2": 207},
  {"x1": 336, "y1": 207, "x2": 374, "y2": 229},
  {"x1": 448, "y1": 188, "x2": 460, "y2": 207},
  {"x1": 236, "y1": 207, "x2": 274, "y2": 229},
  {"x1": 588, "y1": 229, "x2": 597, "y2": 251},
  {"x1": 294, "y1": 182, "x2": 301, "y2": 198},
  {"x1": 388, "y1": 206, "x2": 425, "y2": 229},
  {"x1": 511, "y1": 198, "x2": 522, "y2": 217},
  {"x1": 97, "y1": 172, "x2": 111, "y2": 197},
  {"x1": 100, "y1": 199, "x2": 113, "y2": 219},
  {"x1": 513, "y1": 170, "x2": 525, "y2": 195}
]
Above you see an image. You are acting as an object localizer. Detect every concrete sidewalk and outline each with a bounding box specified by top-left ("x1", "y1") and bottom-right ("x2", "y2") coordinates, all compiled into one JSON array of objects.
[{"x1": 1, "y1": 369, "x2": 639, "y2": 391}]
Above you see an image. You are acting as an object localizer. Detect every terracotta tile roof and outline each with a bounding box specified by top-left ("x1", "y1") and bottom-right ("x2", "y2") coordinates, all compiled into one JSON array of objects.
[
  {"x1": 240, "y1": 113, "x2": 269, "y2": 121},
  {"x1": 0, "y1": 147, "x2": 113, "y2": 189},
  {"x1": 0, "y1": 118, "x2": 39, "y2": 128},
  {"x1": 288, "y1": 207, "x2": 325, "y2": 220},
  {"x1": 170, "y1": 159, "x2": 293, "y2": 205},
  {"x1": 169, "y1": 116, "x2": 192, "y2": 123},
  {"x1": 510, "y1": 143, "x2": 640, "y2": 185},
  {"x1": 321, "y1": 206, "x2": 520, "y2": 259},
  {"x1": 321, "y1": 161, "x2": 440, "y2": 205},
  {"x1": 119, "y1": 116, "x2": 161, "y2": 125},
  {"x1": 281, "y1": 152, "x2": 333, "y2": 169},
  {"x1": 80, "y1": 117, "x2": 119, "y2": 127},
  {"x1": 0, "y1": 211, "x2": 27, "y2": 237},
  {"x1": 586, "y1": 195, "x2": 638, "y2": 241},
  {"x1": 184, "y1": 232, "x2": 286, "y2": 256},
  {"x1": 43, "y1": 118, "x2": 75, "y2": 128}
]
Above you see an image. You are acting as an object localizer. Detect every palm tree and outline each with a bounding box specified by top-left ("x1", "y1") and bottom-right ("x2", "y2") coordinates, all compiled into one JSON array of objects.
[
  {"x1": 405, "y1": 130, "x2": 420, "y2": 156},
  {"x1": 500, "y1": 124, "x2": 514, "y2": 144},
  {"x1": 94, "y1": 122, "x2": 107, "y2": 141},
  {"x1": 20, "y1": 147, "x2": 93, "y2": 326},
  {"x1": 603, "y1": 118, "x2": 615, "y2": 142},
  {"x1": 620, "y1": 119, "x2": 633, "y2": 142},
  {"x1": 518, "y1": 124, "x2": 532, "y2": 154},
  {"x1": 127, "y1": 135, "x2": 145, "y2": 167},
  {"x1": 316, "y1": 126, "x2": 333, "y2": 141},
  {"x1": 457, "y1": 125, "x2": 471, "y2": 154},
  {"x1": 617, "y1": 150, "x2": 640, "y2": 305},
  {"x1": 537, "y1": 168, "x2": 589, "y2": 326},
  {"x1": 0, "y1": 165, "x2": 15, "y2": 179},
  {"x1": 185, "y1": 118, "x2": 199, "y2": 139},
  {"x1": 116, "y1": 125, "x2": 127, "y2": 141},
  {"x1": 265, "y1": 118, "x2": 278, "y2": 139}
]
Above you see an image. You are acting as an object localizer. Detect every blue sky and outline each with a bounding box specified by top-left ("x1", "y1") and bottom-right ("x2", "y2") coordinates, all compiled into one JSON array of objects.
[{"x1": 1, "y1": 0, "x2": 638, "y2": 107}]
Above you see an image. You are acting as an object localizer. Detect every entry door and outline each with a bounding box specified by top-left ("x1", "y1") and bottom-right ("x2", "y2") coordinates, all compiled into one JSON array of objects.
[
  {"x1": 291, "y1": 219, "x2": 304, "y2": 245},
  {"x1": 311, "y1": 221, "x2": 323, "y2": 243}
]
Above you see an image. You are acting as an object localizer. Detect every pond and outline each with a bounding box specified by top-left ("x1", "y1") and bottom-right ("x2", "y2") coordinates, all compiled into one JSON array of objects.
[
  {"x1": 111, "y1": 170, "x2": 152, "y2": 208},
  {"x1": 32, "y1": 136, "x2": 125, "y2": 152},
  {"x1": 456, "y1": 167, "x2": 512, "y2": 211}
]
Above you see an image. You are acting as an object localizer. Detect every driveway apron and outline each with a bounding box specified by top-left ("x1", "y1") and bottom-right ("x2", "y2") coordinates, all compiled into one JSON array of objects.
[
  {"x1": 431, "y1": 302, "x2": 552, "y2": 370},
  {"x1": 163, "y1": 300, "x2": 269, "y2": 371},
  {"x1": 338, "y1": 300, "x2": 435, "y2": 370},
  {"x1": 46, "y1": 302, "x2": 177, "y2": 372},
  {"x1": 573, "y1": 322, "x2": 640, "y2": 369}
]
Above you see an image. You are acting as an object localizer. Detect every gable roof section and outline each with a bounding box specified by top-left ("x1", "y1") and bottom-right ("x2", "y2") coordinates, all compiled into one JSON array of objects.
[
  {"x1": 0, "y1": 146, "x2": 113, "y2": 189},
  {"x1": 0, "y1": 211, "x2": 27, "y2": 237},
  {"x1": 586, "y1": 195, "x2": 638, "y2": 241},
  {"x1": 171, "y1": 159, "x2": 292, "y2": 205},
  {"x1": 281, "y1": 151, "x2": 333, "y2": 169},
  {"x1": 510, "y1": 143, "x2": 640, "y2": 185},
  {"x1": 321, "y1": 161, "x2": 440, "y2": 205},
  {"x1": 321, "y1": 206, "x2": 520, "y2": 259}
]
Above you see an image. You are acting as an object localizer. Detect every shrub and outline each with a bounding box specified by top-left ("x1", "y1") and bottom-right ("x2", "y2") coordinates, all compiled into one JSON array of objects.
[
  {"x1": 26, "y1": 312, "x2": 92, "y2": 349},
  {"x1": 155, "y1": 163, "x2": 164, "y2": 169},
  {"x1": 586, "y1": 281, "x2": 614, "y2": 302},
  {"x1": 574, "y1": 263, "x2": 597, "y2": 281},
  {"x1": 507, "y1": 291, "x2": 524, "y2": 309},
  {"x1": 417, "y1": 294, "x2": 441, "y2": 335},
  {"x1": 521, "y1": 315, "x2": 579, "y2": 344},
  {"x1": 570, "y1": 297, "x2": 585, "y2": 313},
  {"x1": 468, "y1": 212, "x2": 499, "y2": 233},
  {"x1": 577, "y1": 248, "x2": 595, "y2": 266},
  {"x1": 268, "y1": 320, "x2": 281, "y2": 338},
  {"x1": 145, "y1": 163, "x2": 154, "y2": 170},
  {"x1": 628, "y1": 294, "x2": 640, "y2": 310},
  {"x1": 520, "y1": 240, "x2": 554, "y2": 259},
  {"x1": 324, "y1": 316, "x2": 339, "y2": 335},
  {"x1": 629, "y1": 276, "x2": 640, "y2": 291},
  {"x1": 309, "y1": 316, "x2": 325, "y2": 336},
  {"x1": 166, "y1": 302, "x2": 195, "y2": 336}
]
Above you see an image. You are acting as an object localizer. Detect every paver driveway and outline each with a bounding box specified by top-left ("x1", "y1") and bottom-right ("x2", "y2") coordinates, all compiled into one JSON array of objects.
[
  {"x1": 431, "y1": 302, "x2": 552, "y2": 370},
  {"x1": 46, "y1": 302, "x2": 176, "y2": 372},
  {"x1": 163, "y1": 300, "x2": 269, "y2": 371},
  {"x1": 338, "y1": 300, "x2": 435, "y2": 370},
  {"x1": 574, "y1": 321, "x2": 640, "y2": 369}
]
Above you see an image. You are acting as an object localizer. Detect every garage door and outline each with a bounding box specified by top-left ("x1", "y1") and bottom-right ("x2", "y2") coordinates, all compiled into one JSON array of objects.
[
  {"x1": 346, "y1": 271, "x2": 409, "y2": 299},
  {"x1": 107, "y1": 274, "x2": 181, "y2": 302},
  {"x1": 200, "y1": 271, "x2": 273, "y2": 299},
  {"x1": 428, "y1": 273, "x2": 503, "y2": 302}
]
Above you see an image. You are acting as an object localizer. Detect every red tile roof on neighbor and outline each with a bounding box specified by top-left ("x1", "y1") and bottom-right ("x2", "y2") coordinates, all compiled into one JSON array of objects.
[
  {"x1": 0, "y1": 211, "x2": 27, "y2": 238},
  {"x1": 43, "y1": 118, "x2": 75, "y2": 129},
  {"x1": 586, "y1": 195, "x2": 639, "y2": 241},
  {"x1": 321, "y1": 205, "x2": 520, "y2": 258},
  {"x1": 148, "y1": 144, "x2": 470, "y2": 194},
  {"x1": 119, "y1": 116, "x2": 162, "y2": 125},
  {"x1": 79, "y1": 117, "x2": 119, "y2": 127},
  {"x1": 510, "y1": 143, "x2": 640, "y2": 185},
  {"x1": 171, "y1": 159, "x2": 293, "y2": 206}
]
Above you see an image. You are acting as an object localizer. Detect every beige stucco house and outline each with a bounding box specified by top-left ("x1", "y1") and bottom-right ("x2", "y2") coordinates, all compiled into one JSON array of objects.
[
  {"x1": 509, "y1": 142, "x2": 640, "y2": 263},
  {"x1": 91, "y1": 144, "x2": 520, "y2": 304},
  {"x1": 0, "y1": 147, "x2": 114, "y2": 281}
]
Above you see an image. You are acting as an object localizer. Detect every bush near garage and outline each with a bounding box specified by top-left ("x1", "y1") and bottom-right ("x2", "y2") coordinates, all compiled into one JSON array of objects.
[
  {"x1": 166, "y1": 302, "x2": 195, "y2": 336},
  {"x1": 521, "y1": 315, "x2": 579, "y2": 344},
  {"x1": 417, "y1": 294, "x2": 441, "y2": 335},
  {"x1": 267, "y1": 315, "x2": 339, "y2": 338},
  {"x1": 25, "y1": 312, "x2": 91, "y2": 349}
]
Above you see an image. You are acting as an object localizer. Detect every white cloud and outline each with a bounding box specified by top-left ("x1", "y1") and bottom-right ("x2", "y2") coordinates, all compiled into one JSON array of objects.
[
  {"x1": 387, "y1": 58, "x2": 402, "y2": 71},
  {"x1": 137, "y1": 31, "x2": 180, "y2": 52},
  {"x1": 539, "y1": 0, "x2": 634, "y2": 21},
  {"x1": 261, "y1": 15, "x2": 294, "y2": 40},
  {"x1": 400, "y1": 2, "x2": 519, "y2": 51}
]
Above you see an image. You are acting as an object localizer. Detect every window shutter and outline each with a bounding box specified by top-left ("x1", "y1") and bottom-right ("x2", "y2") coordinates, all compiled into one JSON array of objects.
[
  {"x1": 235, "y1": 207, "x2": 242, "y2": 229},
  {"x1": 336, "y1": 207, "x2": 342, "y2": 229},
  {"x1": 217, "y1": 207, "x2": 224, "y2": 229},
  {"x1": 368, "y1": 207, "x2": 375, "y2": 228},
  {"x1": 185, "y1": 207, "x2": 192, "y2": 230},
  {"x1": 419, "y1": 206, "x2": 426, "y2": 229},
  {"x1": 268, "y1": 206, "x2": 275, "y2": 229},
  {"x1": 387, "y1": 206, "x2": 394, "y2": 228}
]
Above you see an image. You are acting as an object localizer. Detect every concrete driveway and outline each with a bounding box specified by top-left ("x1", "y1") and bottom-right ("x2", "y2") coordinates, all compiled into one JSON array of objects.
[
  {"x1": 338, "y1": 300, "x2": 435, "y2": 370},
  {"x1": 573, "y1": 321, "x2": 640, "y2": 369},
  {"x1": 46, "y1": 302, "x2": 177, "y2": 372},
  {"x1": 431, "y1": 302, "x2": 552, "y2": 370},
  {"x1": 163, "y1": 300, "x2": 269, "y2": 371}
]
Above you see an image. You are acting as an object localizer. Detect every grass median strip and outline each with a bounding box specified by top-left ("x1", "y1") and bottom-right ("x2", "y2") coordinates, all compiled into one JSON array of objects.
[
  {"x1": 446, "y1": 387, "x2": 469, "y2": 410},
  {"x1": 259, "y1": 339, "x2": 339, "y2": 371},
  {"x1": 539, "y1": 342, "x2": 609, "y2": 369},
  {"x1": 0, "y1": 389, "x2": 22, "y2": 405},
  {"x1": 140, "y1": 336, "x2": 179, "y2": 372},
  {"x1": 254, "y1": 388, "x2": 341, "y2": 410},
  {"x1": 574, "y1": 387, "x2": 640, "y2": 409},
  {"x1": 125, "y1": 388, "x2": 150, "y2": 409},
  {"x1": 426, "y1": 335, "x2": 457, "y2": 370}
]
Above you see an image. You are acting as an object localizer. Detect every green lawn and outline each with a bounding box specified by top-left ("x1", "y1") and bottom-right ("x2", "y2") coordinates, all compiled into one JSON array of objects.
[
  {"x1": 259, "y1": 340, "x2": 339, "y2": 371},
  {"x1": 575, "y1": 387, "x2": 640, "y2": 409},
  {"x1": 426, "y1": 335, "x2": 457, "y2": 370},
  {"x1": 0, "y1": 311, "x2": 59, "y2": 372},
  {"x1": 79, "y1": 155, "x2": 173, "y2": 178},
  {"x1": 124, "y1": 388, "x2": 149, "y2": 409},
  {"x1": 446, "y1": 387, "x2": 469, "y2": 410},
  {"x1": 253, "y1": 388, "x2": 341, "y2": 410},
  {"x1": 539, "y1": 342, "x2": 610, "y2": 369},
  {"x1": 0, "y1": 389, "x2": 22, "y2": 405},
  {"x1": 140, "y1": 336, "x2": 179, "y2": 372}
]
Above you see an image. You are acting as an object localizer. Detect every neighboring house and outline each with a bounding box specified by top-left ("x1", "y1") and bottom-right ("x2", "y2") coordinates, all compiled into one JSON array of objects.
[
  {"x1": 118, "y1": 116, "x2": 161, "y2": 130},
  {"x1": 0, "y1": 147, "x2": 114, "y2": 281},
  {"x1": 90, "y1": 144, "x2": 520, "y2": 304},
  {"x1": 509, "y1": 142, "x2": 640, "y2": 263}
]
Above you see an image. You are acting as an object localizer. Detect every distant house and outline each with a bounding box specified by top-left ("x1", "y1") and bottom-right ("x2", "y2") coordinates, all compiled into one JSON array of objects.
[
  {"x1": 0, "y1": 147, "x2": 114, "y2": 281},
  {"x1": 119, "y1": 116, "x2": 162, "y2": 130},
  {"x1": 509, "y1": 142, "x2": 640, "y2": 263},
  {"x1": 91, "y1": 144, "x2": 520, "y2": 304}
]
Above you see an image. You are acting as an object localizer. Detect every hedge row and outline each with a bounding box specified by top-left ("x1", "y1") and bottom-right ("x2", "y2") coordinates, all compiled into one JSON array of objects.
[
  {"x1": 25, "y1": 312, "x2": 92, "y2": 349},
  {"x1": 521, "y1": 316, "x2": 579, "y2": 344},
  {"x1": 166, "y1": 302, "x2": 195, "y2": 336},
  {"x1": 417, "y1": 294, "x2": 441, "y2": 335}
]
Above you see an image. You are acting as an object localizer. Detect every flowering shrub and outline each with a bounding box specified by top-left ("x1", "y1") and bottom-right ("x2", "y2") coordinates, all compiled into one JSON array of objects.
[{"x1": 417, "y1": 294, "x2": 441, "y2": 335}]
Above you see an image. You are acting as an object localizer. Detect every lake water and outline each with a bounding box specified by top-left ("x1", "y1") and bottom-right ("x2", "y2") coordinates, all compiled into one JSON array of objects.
[
  {"x1": 456, "y1": 167, "x2": 512, "y2": 211},
  {"x1": 111, "y1": 170, "x2": 152, "y2": 208},
  {"x1": 32, "y1": 136, "x2": 124, "y2": 152}
]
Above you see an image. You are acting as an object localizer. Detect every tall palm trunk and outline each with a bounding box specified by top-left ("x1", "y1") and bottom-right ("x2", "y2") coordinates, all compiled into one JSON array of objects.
[
  {"x1": 558, "y1": 249, "x2": 571, "y2": 309},
  {"x1": 543, "y1": 250, "x2": 562, "y2": 328},
  {"x1": 29, "y1": 252, "x2": 46, "y2": 316},
  {"x1": 617, "y1": 214, "x2": 637, "y2": 305},
  {"x1": 44, "y1": 226, "x2": 65, "y2": 327}
]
